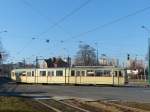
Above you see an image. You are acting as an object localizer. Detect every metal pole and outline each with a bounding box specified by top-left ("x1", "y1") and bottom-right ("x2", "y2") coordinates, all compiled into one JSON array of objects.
[
  {"x1": 144, "y1": 64, "x2": 147, "y2": 82},
  {"x1": 141, "y1": 26, "x2": 150, "y2": 84},
  {"x1": 36, "y1": 56, "x2": 38, "y2": 68},
  {"x1": 148, "y1": 38, "x2": 150, "y2": 84},
  {"x1": 95, "y1": 42, "x2": 99, "y2": 66},
  {"x1": 23, "y1": 58, "x2": 26, "y2": 68},
  {"x1": 96, "y1": 47, "x2": 98, "y2": 66}
]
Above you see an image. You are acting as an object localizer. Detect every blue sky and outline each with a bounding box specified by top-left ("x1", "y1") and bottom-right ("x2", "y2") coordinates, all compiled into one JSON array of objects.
[{"x1": 0, "y1": 0, "x2": 150, "y2": 63}]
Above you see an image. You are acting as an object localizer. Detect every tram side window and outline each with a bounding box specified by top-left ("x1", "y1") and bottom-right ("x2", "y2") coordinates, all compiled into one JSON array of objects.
[
  {"x1": 40, "y1": 71, "x2": 46, "y2": 76},
  {"x1": 71, "y1": 70, "x2": 75, "y2": 76},
  {"x1": 21, "y1": 71, "x2": 26, "y2": 76},
  {"x1": 19, "y1": 72, "x2": 22, "y2": 76},
  {"x1": 12, "y1": 72, "x2": 15, "y2": 77},
  {"x1": 15, "y1": 72, "x2": 19, "y2": 76},
  {"x1": 87, "y1": 70, "x2": 95, "y2": 76},
  {"x1": 27, "y1": 72, "x2": 31, "y2": 76},
  {"x1": 47, "y1": 71, "x2": 54, "y2": 76},
  {"x1": 119, "y1": 71, "x2": 123, "y2": 77},
  {"x1": 18, "y1": 72, "x2": 20, "y2": 76},
  {"x1": 76, "y1": 71, "x2": 80, "y2": 76},
  {"x1": 95, "y1": 70, "x2": 103, "y2": 76},
  {"x1": 81, "y1": 71, "x2": 85, "y2": 76},
  {"x1": 114, "y1": 71, "x2": 118, "y2": 77},
  {"x1": 104, "y1": 70, "x2": 111, "y2": 77},
  {"x1": 56, "y1": 70, "x2": 63, "y2": 76},
  {"x1": 31, "y1": 71, "x2": 34, "y2": 77}
]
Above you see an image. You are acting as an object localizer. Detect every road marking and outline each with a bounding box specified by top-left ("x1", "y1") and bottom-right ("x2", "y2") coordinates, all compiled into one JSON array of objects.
[
  {"x1": 143, "y1": 90, "x2": 150, "y2": 93},
  {"x1": 36, "y1": 99, "x2": 62, "y2": 112},
  {"x1": 55, "y1": 100, "x2": 90, "y2": 112},
  {"x1": 35, "y1": 97, "x2": 90, "y2": 112},
  {"x1": 107, "y1": 102, "x2": 149, "y2": 112}
]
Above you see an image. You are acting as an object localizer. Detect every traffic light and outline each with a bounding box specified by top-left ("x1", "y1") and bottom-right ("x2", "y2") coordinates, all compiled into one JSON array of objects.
[
  {"x1": 0, "y1": 53, "x2": 2, "y2": 59},
  {"x1": 46, "y1": 39, "x2": 50, "y2": 43},
  {"x1": 127, "y1": 54, "x2": 130, "y2": 60}
]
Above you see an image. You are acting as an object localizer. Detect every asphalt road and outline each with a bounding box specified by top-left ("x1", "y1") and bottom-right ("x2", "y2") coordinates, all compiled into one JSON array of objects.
[{"x1": 0, "y1": 77, "x2": 150, "y2": 103}]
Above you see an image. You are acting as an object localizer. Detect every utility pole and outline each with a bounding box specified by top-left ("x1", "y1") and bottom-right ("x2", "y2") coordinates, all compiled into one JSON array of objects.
[
  {"x1": 96, "y1": 48, "x2": 98, "y2": 66},
  {"x1": 36, "y1": 56, "x2": 38, "y2": 68},
  {"x1": 141, "y1": 26, "x2": 150, "y2": 84},
  {"x1": 35, "y1": 56, "x2": 46, "y2": 68},
  {"x1": 95, "y1": 42, "x2": 99, "y2": 66},
  {"x1": 23, "y1": 58, "x2": 26, "y2": 68},
  {"x1": 148, "y1": 38, "x2": 150, "y2": 84}
]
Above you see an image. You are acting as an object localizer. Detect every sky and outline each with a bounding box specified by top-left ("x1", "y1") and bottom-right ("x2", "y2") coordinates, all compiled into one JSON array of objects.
[{"x1": 0, "y1": 0, "x2": 150, "y2": 63}]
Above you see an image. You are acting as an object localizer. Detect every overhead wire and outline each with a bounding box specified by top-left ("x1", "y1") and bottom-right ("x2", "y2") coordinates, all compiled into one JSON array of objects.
[
  {"x1": 17, "y1": 38, "x2": 37, "y2": 55},
  {"x1": 59, "y1": 5, "x2": 150, "y2": 59},
  {"x1": 18, "y1": 0, "x2": 92, "y2": 56},
  {"x1": 63, "y1": 5, "x2": 150, "y2": 41},
  {"x1": 22, "y1": 0, "x2": 72, "y2": 37},
  {"x1": 21, "y1": 0, "x2": 92, "y2": 38},
  {"x1": 16, "y1": 1, "x2": 150, "y2": 60},
  {"x1": 33, "y1": 0, "x2": 92, "y2": 38}
]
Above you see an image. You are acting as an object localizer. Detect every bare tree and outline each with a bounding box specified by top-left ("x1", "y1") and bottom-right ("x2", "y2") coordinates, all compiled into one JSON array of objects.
[
  {"x1": 74, "y1": 44, "x2": 97, "y2": 66},
  {"x1": 0, "y1": 40, "x2": 8, "y2": 64}
]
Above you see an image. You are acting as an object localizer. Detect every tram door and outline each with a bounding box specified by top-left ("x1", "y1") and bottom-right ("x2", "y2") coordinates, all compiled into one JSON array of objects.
[
  {"x1": 75, "y1": 71, "x2": 81, "y2": 84},
  {"x1": 15, "y1": 72, "x2": 21, "y2": 82},
  {"x1": 26, "y1": 70, "x2": 36, "y2": 83},
  {"x1": 34, "y1": 69, "x2": 39, "y2": 83},
  {"x1": 113, "y1": 71, "x2": 120, "y2": 85},
  {"x1": 15, "y1": 71, "x2": 26, "y2": 83},
  {"x1": 33, "y1": 70, "x2": 36, "y2": 83},
  {"x1": 113, "y1": 71, "x2": 123, "y2": 85}
]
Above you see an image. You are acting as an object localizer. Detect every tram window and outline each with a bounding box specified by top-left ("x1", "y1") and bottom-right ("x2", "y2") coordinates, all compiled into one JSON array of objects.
[
  {"x1": 21, "y1": 71, "x2": 26, "y2": 76},
  {"x1": 15, "y1": 72, "x2": 18, "y2": 76},
  {"x1": 40, "y1": 71, "x2": 46, "y2": 76},
  {"x1": 119, "y1": 71, "x2": 123, "y2": 77},
  {"x1": 19, "y1": 72, "x2": 22, "y2": 76},
  {"x1": 95, "y1": 70, "x2": 103, "y2": 76},
  {"x1": 12, "y1": 72, "x2": 15, "y2": 77},
  {"x1": 71, "y1": 70, "x2": 75, "y2": 76},
  {"x1": 52, "y1": 71, "x2": 54, "y2": 76},
  {"x1": 114, "y1": 71, "x2": 118, "y2": 77},
  {"x1": 87, "y1": 70, "x2": 95, "y2": 76},
  {"x1": 104, "y1": 70, "x2": 111, "y2": 77},
  {"x1": 76, "y1": 71, "x2": 80, "y2": 76},
  {"x1": 81, "y1": 71, "x2": 85, "y2": 76},
  {"x1": 48, "y1": 71, "x2": 54, "y2": 76},
  {"x1": 56, "y1": 70, "x2": 63, "y2": 76},
  {"x1": 27, "y1": 72, "x2": 31, "y2": 76},
  {"x1": 31, "y1": 71, "x2": 34, "y2": 77}
]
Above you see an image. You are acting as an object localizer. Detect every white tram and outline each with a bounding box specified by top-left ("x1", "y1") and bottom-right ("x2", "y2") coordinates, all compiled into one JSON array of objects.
[{"x1": 11, "y1": 66, "x2": 128, "y2": 86}]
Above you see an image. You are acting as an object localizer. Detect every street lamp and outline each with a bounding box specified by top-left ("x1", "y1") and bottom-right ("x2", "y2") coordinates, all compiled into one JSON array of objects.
[{"x1": 141, "y1": 25, "x2": 150, "y2": 84}]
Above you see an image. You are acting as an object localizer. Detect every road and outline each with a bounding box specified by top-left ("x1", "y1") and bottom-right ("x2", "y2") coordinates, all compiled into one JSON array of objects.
[{"x1": 0, "y1": 77, "x2": 150, "y2": 103}]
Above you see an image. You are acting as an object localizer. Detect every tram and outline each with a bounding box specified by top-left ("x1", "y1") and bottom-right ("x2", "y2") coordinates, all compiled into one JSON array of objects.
[{"x1": 11, "y1": 66, "x2": 127, "y2": 86}]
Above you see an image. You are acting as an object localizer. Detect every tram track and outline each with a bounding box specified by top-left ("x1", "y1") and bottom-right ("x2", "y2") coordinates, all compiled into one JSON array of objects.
[
  {"x1": 35, "y1": 98, "x2": 90, "y2": 112},
  {"x1": 100, "y1": 101, "x2": 150, "y2": 112},
  {"x1": 85, "y1": 100, "x2": 150, "y2": 112},
  {"x1": 2, "y1": 96, "x2": 150, "y2": 112},
  {"x1": 36, "y1": 100, "x2": 62, "y2": 112},
  {"x1": 35, "y1": 98, "x2": 150, "y2": 112}
]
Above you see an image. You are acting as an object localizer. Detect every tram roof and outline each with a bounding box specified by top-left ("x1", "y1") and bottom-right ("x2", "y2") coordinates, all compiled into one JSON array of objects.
[
  {"x1": 72, "y1": 66, "x2": 125, "y2": 70},
  {"x1": 12, "y1": 66, "x2": 125, "y2": 71}
]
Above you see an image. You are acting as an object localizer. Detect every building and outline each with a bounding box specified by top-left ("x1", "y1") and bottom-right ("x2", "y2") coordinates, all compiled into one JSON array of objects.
[{"x1": 99, "y1": 54, "x2": 119, "y2": 67}]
